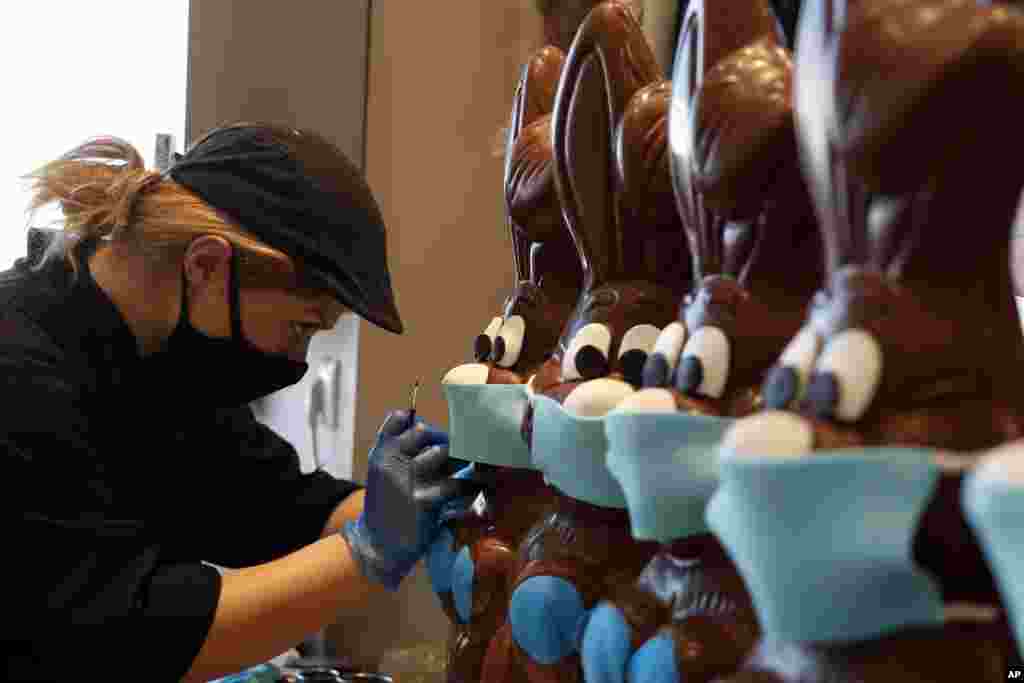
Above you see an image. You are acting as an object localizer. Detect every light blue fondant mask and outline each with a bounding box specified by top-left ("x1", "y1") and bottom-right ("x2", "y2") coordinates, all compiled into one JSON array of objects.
[
  {"x1": 530, "y1": 394, "x2": 627, "y2": 508},
  {"x1": 443, "y1": 383, "x2": 534, "y2": 468},
  {"x1": 706, "y1": 447, "x2": 944, "y2": 644},
  {"x1": 963, "y1": 466, "x2": 1024, "y2": 653},
  {"x1": 604, "y1": 411, "x2": 733, "y2": 543}
]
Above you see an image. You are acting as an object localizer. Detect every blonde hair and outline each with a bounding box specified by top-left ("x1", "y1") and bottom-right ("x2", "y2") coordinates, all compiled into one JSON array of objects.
[{"x1": 23, "y1": 136, "x2": 293, "y2": 282}]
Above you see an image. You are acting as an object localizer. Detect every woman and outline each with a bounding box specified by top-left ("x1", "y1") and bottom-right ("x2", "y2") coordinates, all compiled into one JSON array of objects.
[{"x1": 3, "y1": 123, "x2": 481, "y2": 682}]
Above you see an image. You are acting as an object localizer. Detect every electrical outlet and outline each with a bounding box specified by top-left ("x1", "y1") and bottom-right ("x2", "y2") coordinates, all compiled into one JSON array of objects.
[{"x1": 317, "y1": 357, "x2": 342, "y2": 429}]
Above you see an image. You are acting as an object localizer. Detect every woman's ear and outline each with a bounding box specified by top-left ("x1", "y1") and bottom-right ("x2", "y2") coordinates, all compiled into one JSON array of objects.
[{"x1": 182, "y1": 235, "x2": 233, "y2": 295}]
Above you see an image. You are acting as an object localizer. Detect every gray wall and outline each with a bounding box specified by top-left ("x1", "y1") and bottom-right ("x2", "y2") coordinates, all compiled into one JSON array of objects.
[{"x1": 187, "y1": 1, "x2": 370, "y2": 167}]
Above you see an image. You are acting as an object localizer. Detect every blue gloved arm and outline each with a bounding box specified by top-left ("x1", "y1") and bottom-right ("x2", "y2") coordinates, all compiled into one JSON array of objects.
[{"x1": 340, "y1": 410, "x2": 483, "y2": 591}]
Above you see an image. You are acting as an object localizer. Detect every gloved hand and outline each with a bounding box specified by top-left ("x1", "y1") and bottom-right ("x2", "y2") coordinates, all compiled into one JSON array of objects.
[{"x1": 341, "y1": 410, "x2": 483, "y2": 591}]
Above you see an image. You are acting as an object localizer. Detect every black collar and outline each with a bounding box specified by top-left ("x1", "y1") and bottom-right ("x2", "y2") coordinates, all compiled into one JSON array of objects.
[{"x1": 15, "y1": 230, "x2": 143, "y2": 386}]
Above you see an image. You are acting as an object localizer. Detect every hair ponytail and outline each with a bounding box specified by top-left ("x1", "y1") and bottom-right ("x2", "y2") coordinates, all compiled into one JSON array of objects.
[{"x1": 22, "y1": 136, "x2": 291, "y2": 279}]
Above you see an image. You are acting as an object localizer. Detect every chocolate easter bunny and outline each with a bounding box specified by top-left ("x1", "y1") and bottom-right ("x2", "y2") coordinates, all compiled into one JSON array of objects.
[
  {"x1": 712, "y1": 0, "x2": 1024, "y2": 680},
  {"x1": 433, "y1": 46, "x2": 583, "y2": 683},
  {"x1": 579, "y1": 1, "x2": 825, "y2": 681},
  {"x1": 480, "y1": 4, "x2": 692, "y2": 682},
  {"x1": 636, "y1": 0, "x2": 823, "y2": 417}
]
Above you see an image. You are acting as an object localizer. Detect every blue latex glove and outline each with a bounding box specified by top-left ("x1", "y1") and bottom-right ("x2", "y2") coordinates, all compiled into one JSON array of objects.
[
  {"x1": 509, "y1": 575, "x2": 587, "y2": 665},
  {"x1": 341, "y1": 410, "x2": 482, "y2": 590},
  {"x1": 581, "y1": 601, "x2": 633, "y2": 683}
]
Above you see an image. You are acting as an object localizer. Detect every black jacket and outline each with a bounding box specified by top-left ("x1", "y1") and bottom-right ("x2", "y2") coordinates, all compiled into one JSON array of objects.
[{"x1": 2, "y1": 231, "x2": 361, "y2": 681}]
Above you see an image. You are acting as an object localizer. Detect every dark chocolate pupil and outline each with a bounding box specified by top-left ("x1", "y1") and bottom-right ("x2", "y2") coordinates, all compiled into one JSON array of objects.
[
  {"x1": 763, "y1": 365, "x2": 799, "y2": 409},
  {"x1": 474, "y1": 334, "x2": 492, "y2": 362},
  {"x1": 619, "y1": 349, "x2": 647, "y2": 387},
  {"x1": 493, "y1": 336, "x2": 507, "y2": 363},
  {"x1": 575, "y1": 345, "x2": 609, "y2": 380},
  {"x1": 676, "y1": 355, "x2": 704, "y2": 395},
  {"x1": 642, "y1": 352, "x2": 672, "y2": 388},
  {"x1": 805, "y1": 370, "x2": 840, "y2": 419}
]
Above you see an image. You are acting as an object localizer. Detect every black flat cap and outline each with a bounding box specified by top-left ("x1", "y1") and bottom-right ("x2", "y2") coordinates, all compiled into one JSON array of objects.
[{"x1": 168, "y1": 122, "x2": 403, "y2": 333}]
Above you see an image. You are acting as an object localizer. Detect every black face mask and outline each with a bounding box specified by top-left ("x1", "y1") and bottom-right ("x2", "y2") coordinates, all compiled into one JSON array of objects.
[{"x1": 145, "y1": 249, "x2": 310, "y2": 409}]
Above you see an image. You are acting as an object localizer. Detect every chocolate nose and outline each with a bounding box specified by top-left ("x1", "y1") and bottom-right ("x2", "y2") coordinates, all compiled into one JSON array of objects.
[
  {"x1": 474, "y1": 334, "x2": 492, "y2": 362},
  {"x1": 576, "y1": 345, "x2": 609, "y2": 380}
]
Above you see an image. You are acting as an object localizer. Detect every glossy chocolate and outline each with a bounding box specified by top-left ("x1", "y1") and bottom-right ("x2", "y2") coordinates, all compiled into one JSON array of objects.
[
  {"x1": 600, "y1": 1, "x2": 826, "y2": 679},
  {"x1": 641, "y1": 0, "x2": 824, "y2": 417},
  {"x1": 723, "y1": 0, "x2": 1024, "y2": 679},
  {"x1": 478, "y1": 46, "x2": 584, "y2": 379},
  {"x1": 529, "y1": 0, "x2": 690, "y2": 401},
  {"x1": 726, "y1": 620, "x2": 1019, "y2": 683},
  {"x1": 494, "y1": 5, "x2": 690, "y2": 683},
  {"x1": 537, "y1": 0, "x2": 630, "y2": 52},
  {"x1": 442, "y1": 45, "x2": 579, "y2": 683},
  {"x1": 444, "y1": 467, "x2": 555, "y2": 683},
  {"x1": 615, "y1": 536, "x2": 760, "y2": 683}
]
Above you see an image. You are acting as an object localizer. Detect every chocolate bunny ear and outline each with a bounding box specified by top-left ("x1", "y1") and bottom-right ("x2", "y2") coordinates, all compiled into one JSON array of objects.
[
  {"x1": 793, "y1": 0, "x2": 870, "y2": 274},
  {"x1": 506, "y1": 47, "x2": 566, "y2": 284},
  {"x1": 694, "y1": 19, "x2": 823, "y2": 297},
  {"x1": 833, "y1": 0, "x2": 1024, "y2": 283},
  {"x1": 552, "y1": 1, "x2": 661, "y2": 291},
  {"x1": 671, "y1": 0, "x2": 783, "y2": 281},
  {"x1": 616, "y1": 80, "x2": 692, "y2": 295}
]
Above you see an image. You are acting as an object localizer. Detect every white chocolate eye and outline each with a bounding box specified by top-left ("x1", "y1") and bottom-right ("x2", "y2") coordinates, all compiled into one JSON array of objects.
[
  {"x1": 651, "y1": 322, "x2": 688, "y2": 371},
  {"x1": 779, "y1": 327, "x2": 821, "y2": 383},
  {"x1": 763, "y1": 326, "x2": 823, "y2": 409},
  {"x1": 618, "y1": 324, "x2": 661, "y2": 358},
  {"x1": 617, "y1": 324, "x2": 661, "y2": 385},
  {"x1": 495, "y1": 315, "x2": 526, "y2": 368},
  {"x1": 474, "y1": 317, "x2": 503, "y2": 362},
  {"x1": 561, "y1": 323, "x2": 613, "y2": 382},
  {"x1": 677, "y1": 326, "x2": 731, "y2": 399},
  {"x1": 811, "y1": 328, "x2": 883, "y2": 422}
]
